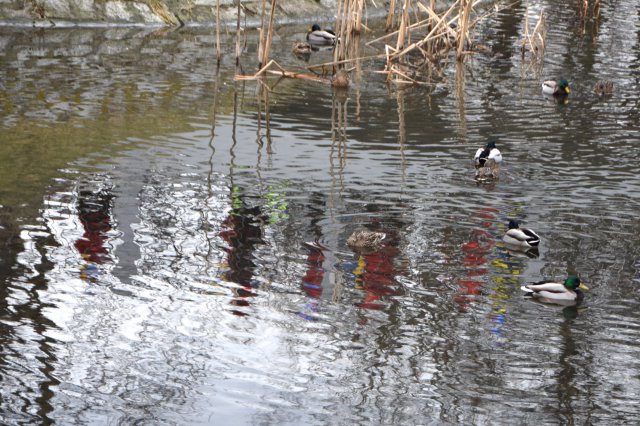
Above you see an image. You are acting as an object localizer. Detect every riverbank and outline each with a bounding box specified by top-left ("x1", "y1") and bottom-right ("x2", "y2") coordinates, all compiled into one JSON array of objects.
[{"x1": 0, "y1": 0, "x2": 376, "y2": 27}]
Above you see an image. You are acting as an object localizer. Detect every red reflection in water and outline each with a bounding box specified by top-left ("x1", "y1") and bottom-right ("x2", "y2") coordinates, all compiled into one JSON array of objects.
[
  {"x1": 354, "y1": 238, "x2": 400, "y2": 311},
  {"x1": 219, "y1": 202, "x2": 263, "y2": 316},
  {"x1": 297, "y1": 242, "x2": 327, "y2": 320},
  {"x1": 75, "y1": 190, "x2": 113, "y2": 264},
  {"x1": 74, "y1": 188, "x2": 114, "y2": 282},
  {"x1": 454, "y1": 207, "x2": 497, "y2": 312},
  {"x1": 301, "y1": 243, "x2": 325, "y2": 299}
]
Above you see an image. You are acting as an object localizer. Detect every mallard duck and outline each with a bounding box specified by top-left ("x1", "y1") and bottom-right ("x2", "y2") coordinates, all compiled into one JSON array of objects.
[
  {"x1": 332, "y1": 69, "x2": 350, "y2": 88},
  {"x1": 347, "y1": 230, "x2": 386, "y2": 250},
  {"x1": 475, "y1": 158, "x2": 499, "y2": 182},
  {"x1": 521, "y1": 276, "x2": 589, "y2": 304},
  {"x1": 306, "y1": 24, "x2": 337, "y2": 46},
  {"x1": 292, "y1": 41, "x2": 312, "y2": 57},
  {"x1": 503, "y1": 220, "x2": 540, "y2": 248},
  {"x1": 594, "y1": 80, "x2": 614, "y2": 96},
  {"x1": 474, "y1": 140, "x2": 503, "y2": 168},
  {"x1": 542, "y1": 79, "x2": 570, "y2": 96}
]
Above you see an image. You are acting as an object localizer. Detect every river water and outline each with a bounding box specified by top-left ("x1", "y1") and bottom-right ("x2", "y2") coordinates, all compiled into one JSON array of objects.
[{"x1": 1, "y1": 1, "x2": 640, "y2": 424}]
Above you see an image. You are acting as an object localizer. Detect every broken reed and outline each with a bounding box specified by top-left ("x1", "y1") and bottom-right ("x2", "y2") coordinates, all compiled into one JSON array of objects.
[
  {"x1": 237, "y1": 0, "x2": 497, "y2": 87},
  {"x1": 372, "y1": 0, "x2": 480, "y2": 84},
  {"x1": 580, "y1": 0, "x2": 601, "y2": 19},
  {"x1": 333, "y1": 0, "x2": 366, "y2": 65},
  {"x1": 234, "y1": 0, "x2": 241, "y2": 63},
  {"x1": 456, "y1": 0, "x2": 472, "y2": 61},
  {"x1": 521, "y1": 5, "x2": 546, "y2": 61},
  {"x1": 215, "y1": 0, "x2": 221, "y2": 64}
]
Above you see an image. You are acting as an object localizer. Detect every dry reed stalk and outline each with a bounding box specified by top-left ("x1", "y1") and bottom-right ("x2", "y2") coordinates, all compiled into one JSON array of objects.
[
  {"x1": 390, "y1": 1, "x2": 457, "y2": 61},
  {"x1": 593, "y1": 0, "x2": 601, "y2": 19},
  {"x1": 386, "y1": 0, "x2": 397, "y2": 32},
  {"x1": 257, "y1": 0, "x2": 266, "y2": 67},
  {"x1": 354, "y1": 0, "x2": 364, "y2": 34},
  {"x1": 396, "y1": 0, "x2": 411, "y2": 51},
  {"x1": 235, "y1": 0, "x2": 242, "y2": 64},
  {"x1": 521, "y1": 6, "x2": 545, "y2": 61},
  {"x1": 333, "y1": 0, "x2": 347, "y2": 64},
  {"x1": 261, "y1": 0, "x2": 277, "y2": 67},
  {"x1": 418, "y1": 1, "x2": 459, "y2": 56},
  {"x1": 456, "y1": 0, "x2": 472, "y2": 61},
  {"x1": 333, "y1": 0, "x2": 365, "y2": 67},
  {"x1": 367, "y1": 17, "x2": 431, "y2": 47},
  {"x1": 378, "y1": 66, "x2": 427, "y2": 85},
  {"x1": 305, "y1": 53, "x2": 388, "y2": 71},
  {"x1": 235, "y1": 60, "x2": 327, "y2": 83},
  {"x1": 215, "y1": 0, "x2": 221, "y2": 64},
  {"x1": 531, "y1": 9, "x2": 545, "y2": 56}
]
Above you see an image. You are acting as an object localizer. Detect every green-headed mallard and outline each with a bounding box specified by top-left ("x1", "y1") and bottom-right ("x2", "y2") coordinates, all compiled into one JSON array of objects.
[
  {"x1": 521, "y1": 276, "x2": 588, "y2": 304},
  {"x1": 503, "y1": 220, "x2": 540, "y2": 249},
  {"x1": 306, "y1": 24, "x2": 337, "y2": 46},
  {"x1": 347, "y1": 230, "x2": 386, "y2": 250},
  {"x1": 542, "y1": 79, "x2": 570, "y2": 96},
  {"x1": 594, "y1": 80, "x2": 614, "y2": 96}
]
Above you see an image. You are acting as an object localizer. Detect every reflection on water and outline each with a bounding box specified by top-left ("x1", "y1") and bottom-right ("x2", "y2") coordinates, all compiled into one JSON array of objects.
[{"x1": 2, "y1": 1, "x2": 640, "y2": 424}]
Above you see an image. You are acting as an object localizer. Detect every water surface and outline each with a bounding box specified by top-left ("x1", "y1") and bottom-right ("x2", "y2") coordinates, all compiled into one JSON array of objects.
[{"x1": 1, "y1": 2, "x2": 640, "y2": 424}]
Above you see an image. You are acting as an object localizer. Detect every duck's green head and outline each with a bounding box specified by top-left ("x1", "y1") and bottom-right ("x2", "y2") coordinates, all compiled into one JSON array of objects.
[
  {"x1": 565, "y1": 276, "x2": 588, "y2": 291},
  {"x1": 558, "y1": 79, "x2": 570, "y2": 94},
  {"x1": 310, "y1": 24, "x2": 321, "y2": 32}
]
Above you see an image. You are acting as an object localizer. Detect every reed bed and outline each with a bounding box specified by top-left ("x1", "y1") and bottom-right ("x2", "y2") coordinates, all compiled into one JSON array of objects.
[{"x1": 232, "y1": 0, "x2": 522, "y2": 86}]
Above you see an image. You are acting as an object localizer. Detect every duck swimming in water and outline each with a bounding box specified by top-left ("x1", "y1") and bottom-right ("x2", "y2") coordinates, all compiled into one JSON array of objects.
[
  {"x1": 542, "y1": 79, "x2": 570, "y2": 96},
  {"x1": 475, "y1": 158, "x2": 500, "y2": 182},
  {"x1": 474, "y1": 140, "x2": 503, "y2": 168},
  {"x1": 332, "y1": 69, "x2": 350, "y2": 88},
  {"x1": 292, "y1": 41, "x2": 312, "y2": 57},
  {"x1": 473, "y1": 141, "x2": 502, "y2": 182},
  {"x1": 306, "y1": 24, "x2": 337, "y2": 46},
  {"x1": 521, "y1": 276, "x2": 589, "y2": 305},
  {"x1": 503, "y1": 220, "x2": 540, "y2": 249},
  {"x1": 347, "y1": 230, "x2": 386, "y2": 250},
  {"x1": 594, "y1": 80, "x2": 614, "y2": 96}
]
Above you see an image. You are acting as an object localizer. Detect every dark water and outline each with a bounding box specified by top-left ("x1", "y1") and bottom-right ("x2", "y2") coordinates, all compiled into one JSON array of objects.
[{"x1": 2, "y1": 2, "x2": 640, "y2": 424}]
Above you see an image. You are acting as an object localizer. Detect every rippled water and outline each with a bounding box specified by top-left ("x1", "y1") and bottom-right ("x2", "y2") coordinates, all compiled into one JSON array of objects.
[{"x1": 2, "y1": 2, "x2": 640, "y2": 424}]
